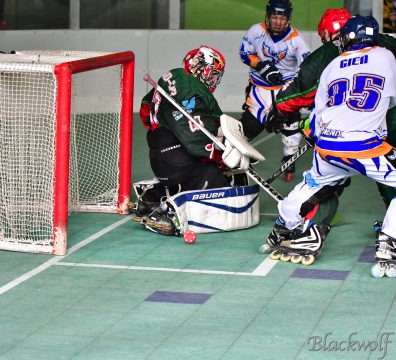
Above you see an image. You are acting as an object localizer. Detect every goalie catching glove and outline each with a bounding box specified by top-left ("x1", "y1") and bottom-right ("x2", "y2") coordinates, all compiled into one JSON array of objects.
[
  {"x1": 222, "y1": 139, "x2": 250, "y2": 170},
  {"x1": 255, "y1": 60, "x2": 282, "y2": 85}
]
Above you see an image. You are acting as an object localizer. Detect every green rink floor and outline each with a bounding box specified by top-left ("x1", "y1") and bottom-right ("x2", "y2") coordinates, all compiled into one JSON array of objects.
[{"x1": 0, "y1": 116, "x2": 395, "y2": 359}]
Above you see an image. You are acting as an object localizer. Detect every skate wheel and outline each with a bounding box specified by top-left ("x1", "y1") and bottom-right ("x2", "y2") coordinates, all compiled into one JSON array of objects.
[
  {"x1": 270, "y1": 251, "x2": 282, "y2": 260},
  {"x1": 301, "y1": 255, "x2": 315, "y2": 266},
  {"x1": 371, "y1": 263, "x2": 386, "y2": 278},
  {"x1": 280, "y1": 253, "x2": 291, "y2": 262},
  {"x1": 285, "y1": 172, "x2": 292, "y2": 182},
  {"x1": 385, "y1": 265, "x2": 396, "y2": 278},
  {"x1": 290, "y1": 255, "x2": 303, "y2": 264}
]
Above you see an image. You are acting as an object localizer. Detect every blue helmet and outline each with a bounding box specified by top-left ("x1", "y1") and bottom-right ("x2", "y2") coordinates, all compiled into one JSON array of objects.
[{"x1": 339, "y1": 14, "x2": 379, "y2": 52}]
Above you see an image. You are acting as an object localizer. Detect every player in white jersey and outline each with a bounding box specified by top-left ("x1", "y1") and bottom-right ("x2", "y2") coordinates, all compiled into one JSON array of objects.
[
  {"x1": 239, "y1": 0, "x2": 311, "y2": 181},
  {"x1": 262, "y1": 15, "x2": 396, "y2": 277}
]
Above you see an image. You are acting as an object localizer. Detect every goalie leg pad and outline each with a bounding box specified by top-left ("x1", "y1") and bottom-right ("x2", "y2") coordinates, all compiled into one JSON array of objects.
[{"x1": 166, "y1": 185, "x2": 260, "y2": 234}]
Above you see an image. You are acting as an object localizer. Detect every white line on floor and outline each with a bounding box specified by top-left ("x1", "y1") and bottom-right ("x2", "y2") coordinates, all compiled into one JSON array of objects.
[
  {"x1": 251, "y1": 257, "x2": 278, "y2": 276},
  {"x1": 0, "y1": 216, "x2": 132, "y2": 295},
  {"x1": 54, "y1": 261, "x2": 276, "y2": 277},
  {"x1": 251, "y1": 133, "x2": 275, "y2": 147},
  {"x1": 260, "y1": 212, "x2": 278, "y2": 217}
]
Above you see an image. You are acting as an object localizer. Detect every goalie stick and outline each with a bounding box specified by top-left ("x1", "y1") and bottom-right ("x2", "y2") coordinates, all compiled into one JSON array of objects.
[{"x1": 143, "y1": 73, "x2": 283, "y2": 202}]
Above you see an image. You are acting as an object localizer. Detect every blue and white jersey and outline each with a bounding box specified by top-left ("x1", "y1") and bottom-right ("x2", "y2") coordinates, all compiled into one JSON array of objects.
[
  {"x1": 240, "y1": 22, "x2": 311, "y2": 87},
  {"x1": 312, "y1": 46, "x2": 396, "y2": 159}
]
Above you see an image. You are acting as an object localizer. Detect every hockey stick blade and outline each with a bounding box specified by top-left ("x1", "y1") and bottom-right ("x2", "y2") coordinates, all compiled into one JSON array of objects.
[{"x1": 265, "y1": 144, "x2": 310, "y2": 184}]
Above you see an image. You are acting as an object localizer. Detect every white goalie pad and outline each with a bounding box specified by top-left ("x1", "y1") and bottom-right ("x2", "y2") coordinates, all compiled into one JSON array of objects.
[
  {"x1": 220, "y1": 114, "x2": 265, "y2": 162},
  {"x1": 167, "y1": 185, "x2": 260, "y2": 234}
]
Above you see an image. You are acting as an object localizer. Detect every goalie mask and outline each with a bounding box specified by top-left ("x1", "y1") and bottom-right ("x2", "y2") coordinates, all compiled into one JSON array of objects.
[
  {"x1": 317, "y1": 8, "x2": 351, "y2": 44},
  {"x1": 182, "y1": 46, "x2": 225, "y2": 92}
]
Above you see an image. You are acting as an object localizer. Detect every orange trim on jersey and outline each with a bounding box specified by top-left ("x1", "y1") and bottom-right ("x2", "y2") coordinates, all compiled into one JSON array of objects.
[
  {"x1": 315, "y1": 141, "x2": 392, "y2": 159},
  {"x1": 284, "y1": 28, "x2": 299, "y2": 41},
  {"x1": 248, "y1": 54, "x2": 261, "y2": 68},
  {"x1": 260, "y1": 22, "x2": 269, "y2": 34},
  {"x1": 339, "y1": 46, "x2": 378, "y2": 57}
]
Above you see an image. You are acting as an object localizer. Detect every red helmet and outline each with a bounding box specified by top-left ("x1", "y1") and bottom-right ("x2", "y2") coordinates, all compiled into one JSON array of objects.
[
  {"x1": 182, "y1": 45, "x2": 225, "y2": 92},
  {"x1": 317, "y1": 8, "x2": 351, "y2": 42}
]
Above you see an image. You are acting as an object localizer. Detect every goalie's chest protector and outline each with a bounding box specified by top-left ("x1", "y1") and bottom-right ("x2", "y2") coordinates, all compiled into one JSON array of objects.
[{"x1": 167, "y1": 185, "x2": 260, "y2": 234}]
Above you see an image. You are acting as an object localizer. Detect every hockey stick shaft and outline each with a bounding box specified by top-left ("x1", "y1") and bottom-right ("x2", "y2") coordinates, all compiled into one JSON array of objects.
[
  {"x1": 246, "y1": 168, "x2": 283, "y2": 201},
  {"x1": 143, "y1": 73, "x2": 283, "y2": 203},
  {"x1": 265, "y1": 144, "x2": 310, "y2": 184}
]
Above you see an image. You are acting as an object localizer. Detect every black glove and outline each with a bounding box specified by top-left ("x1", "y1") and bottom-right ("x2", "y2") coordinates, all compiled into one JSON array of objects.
[
  {"x1": 255, "y1": 61, "x2": 282, "y2": 85},
  {"x1": 265, "y1": 106, "x2": 284, "y2": 134}
]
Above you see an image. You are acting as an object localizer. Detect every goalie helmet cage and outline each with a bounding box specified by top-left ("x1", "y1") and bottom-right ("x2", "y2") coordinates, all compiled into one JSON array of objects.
[{"x1": 0, "y1": 50, "x2": 134, "y2": 255}]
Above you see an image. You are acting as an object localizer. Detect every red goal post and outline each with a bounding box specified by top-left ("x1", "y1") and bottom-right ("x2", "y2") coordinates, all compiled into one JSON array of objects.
[{"x1": 0, "y1": 50, "x2": 135, "y2": 255}]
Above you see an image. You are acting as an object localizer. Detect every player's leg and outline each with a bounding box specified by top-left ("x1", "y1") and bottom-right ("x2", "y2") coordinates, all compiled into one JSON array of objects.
[
  {"x1": 375, "y1": 182, "x2": 396, "y2": 208},
  {"x1": 372, "y1": 199, "x2": 396, "y2": 277},
  {"x1": 280, "y1": 112, "x2": 301, "y2": 182},
  {"x1": 262, "y1": 152, "x2": 353, "y2": 264},
  {"x1": 329, "y1": 150, "x2": 396, "y2": 276},
  {"x1": 239, "y1": 85, "x2": 272, "y2": 140}
]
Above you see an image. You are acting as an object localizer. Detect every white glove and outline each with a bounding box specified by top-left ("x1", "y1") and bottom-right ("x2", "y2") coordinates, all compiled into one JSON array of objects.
[{"x1": 222, "y1": 139, "x2": 250, "y2": 170}]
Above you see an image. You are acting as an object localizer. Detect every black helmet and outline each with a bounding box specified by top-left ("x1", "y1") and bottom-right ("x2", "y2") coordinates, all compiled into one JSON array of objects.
[
  {"x1": 266, "y1": 0, "x2": 293, "y2": 19},
  {"x1": 339, "y1": 14, "x2": 379, "y2": 52},
  {"x1": 265, "y1": 0, "x2": 293, "y2": 36}
]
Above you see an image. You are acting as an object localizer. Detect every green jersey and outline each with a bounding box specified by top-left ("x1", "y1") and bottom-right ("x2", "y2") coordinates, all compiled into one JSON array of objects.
[{"x1": 141, "y1": 68, "x2": 222, "y2": 158}]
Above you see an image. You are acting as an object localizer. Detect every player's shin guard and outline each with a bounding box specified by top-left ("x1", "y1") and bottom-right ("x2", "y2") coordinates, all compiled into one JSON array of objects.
[
  {"x1": 371, "y1": 232, "x2": 396, "y2": 278},
  {"x1": 281, "y1": 121, "x2": 301, "y2": 182}
]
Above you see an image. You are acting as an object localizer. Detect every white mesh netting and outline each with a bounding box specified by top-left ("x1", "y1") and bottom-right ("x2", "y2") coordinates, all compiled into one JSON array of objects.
[{"x1": 0, "y1": 51, "x2": 124, "y2": 253}]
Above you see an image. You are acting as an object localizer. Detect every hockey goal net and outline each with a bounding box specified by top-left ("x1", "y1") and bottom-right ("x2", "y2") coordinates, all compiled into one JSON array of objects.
[{"x1": 0, "y1": 50, "x2": 134, "y2": 255}]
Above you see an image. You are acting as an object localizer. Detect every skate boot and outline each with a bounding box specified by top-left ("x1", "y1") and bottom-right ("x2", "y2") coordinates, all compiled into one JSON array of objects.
[
  {"x1": 371, "y1": 232, "x2": 396, "y2": 278},
  {"x1": 133, "y1": 211, "x2": 180, "y2": 236},
  {"x1": 373, "y1": 220, "x2": 383, "y2": 239},
  {"x1": 129, "y1": 200, "x2": 164, "y2": 217},
  {"x1": 259, "y1": 222, "x2": 330, "y2": 266},
  {"x1": 282, "y1": 155, "x2": 296, "y2": 182}
]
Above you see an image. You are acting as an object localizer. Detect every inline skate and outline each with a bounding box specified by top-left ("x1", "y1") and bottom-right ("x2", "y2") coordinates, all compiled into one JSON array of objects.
[
  {"x1": 259, "y1": 222, "x2": 330, "y2": 265},
  {"x1": 371, "y1": 232, "x2": 396, "y2": 278}
]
